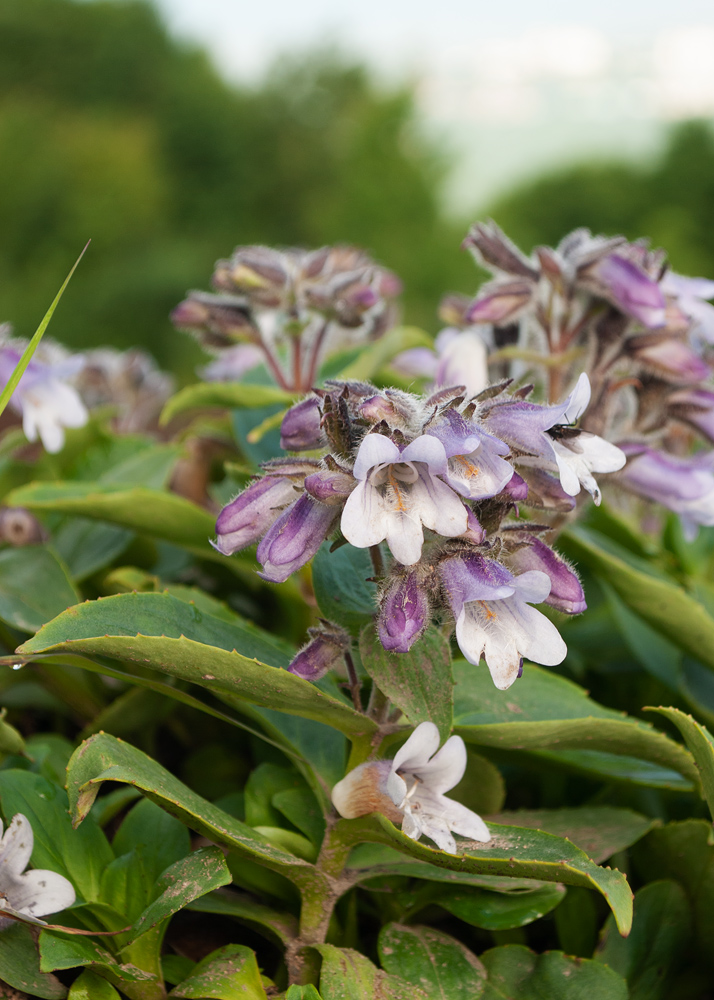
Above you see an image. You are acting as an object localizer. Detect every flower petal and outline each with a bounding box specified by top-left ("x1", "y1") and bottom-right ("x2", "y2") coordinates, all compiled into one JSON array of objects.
[
  {"x1": 7, "y1": 869, "x2": 76, "y2": 918},
  {"x1": 410, "y1": 470, "x2": 468, "y2": 538},
  {"x1": 353, "y1": 434, "x2": 401, "y2": 481},
  {"x1": 415, "y1": 735, "x2": 467, "y2": 795},
  {"x1": 0, "y1": 814, "x2": 32, "y2": 878},
  {"x1": 340, "y1": 481, "x2": 390, "y2": 549}
]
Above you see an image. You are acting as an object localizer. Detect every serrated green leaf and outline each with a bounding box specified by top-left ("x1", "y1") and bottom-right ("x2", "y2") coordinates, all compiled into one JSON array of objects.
[
  {"x1": 597, "y1": 880, "x2": 690, "y2": 1000},
  {"x1": 161, "y1": 381, "x2": 296, "y2": 426},
  {"x1": 645, "y1": 706, "x2": 714, "y2": 820},
  {"x1": 339, "y1": 814, "x2": 633, "y2": 933},
  {"x1": 359, "y1": 626, "x2": 453, "y2": 741},
  {"x1": 0, "y1": 546, "x2": 79, "y2": 632},
  {"x1": 167, "y1": 944, "x2": 268, "y2": 999},
  {"x1": 378, "y1": 924, "x2": 486, "y2": 999},
  {"x1": 314, "y1": 943, "x2": 426, "y2": 1000},
  {"x1": 480, "y1": 944, "x2": 628, "y2": 999},
  {"x1": 0, "y1": 923, "x2": 67, "y2": 999},
  {"x1": 0, "y1": 770, "x2": 113, "y2": 903},
  {"x1": 19, "y1": 593, "x2": 376, "y2": 740},
  {"x1": 563, "y1": 526, "x2": 714, "y2": 672},
  {"x1": 453, "y1": 661, "x2": 698, "y2": 788}
]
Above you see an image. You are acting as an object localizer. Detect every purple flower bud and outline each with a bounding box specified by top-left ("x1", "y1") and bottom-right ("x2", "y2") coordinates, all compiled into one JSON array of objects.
[
  {"x1": 589, "y1": 254, "x2": 666, "y2": 328},
  {"x1": 502, "y1": 471, "x2": 529, "y2": 502},
  {"x1": 304, "y1": 468, "x2": 354, "y2": 505},
  {"x1": 378, "y1": 571, "x2": 429, "y2": 653},
  {"x1": 507, "y1": 536, "x2": 586, "y2": 614},
  {"x1": 516, "y1": 468, "x2": 577, "y2": 512},
  {"x1": 280, "y1": 397, "x2": 324, "y2": 451},
  {"x1": 288, "y1": 622, "x2": 350, "y2": 681},
  {"x1": 257, "y1": 494, "x2": 337, "y2": 583},
  {"x1": 214, "y1": 476, "x2": 297, "y2": 556},
  {"x1": 466, "y1": 280, "x2": 533, "y2": 325},
  {"x1": 627, "y1": 334, "x2": 711, "y2": 383}
]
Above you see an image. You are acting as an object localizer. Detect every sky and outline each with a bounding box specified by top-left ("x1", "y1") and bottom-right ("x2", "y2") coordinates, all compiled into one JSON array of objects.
[{"x1": 151, "y1": 0, "x2": 714, "y2": 211}]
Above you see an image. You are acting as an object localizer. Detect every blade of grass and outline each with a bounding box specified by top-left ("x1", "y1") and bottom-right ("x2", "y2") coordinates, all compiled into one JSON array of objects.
[{"x1": 0, "y1": 242, "x2": 90, "y2": 419}]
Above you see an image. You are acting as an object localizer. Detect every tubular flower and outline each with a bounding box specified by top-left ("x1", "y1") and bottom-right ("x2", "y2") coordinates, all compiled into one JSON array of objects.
[
  {"x1": 0, "y1": 814, "x2": 75, "y2": 929},
  {"x1": 340, "y1": 434, "x2": 468, "y2": 566},
  {"x1": 618, "y1": 445, "x2": 714, "y2": 540},
  {"x1": 331, "y1": 722, "x2": 490, "y2": 854},
  {"x1": 439, "y1": 553, "x2": 567, "y2": 690}
]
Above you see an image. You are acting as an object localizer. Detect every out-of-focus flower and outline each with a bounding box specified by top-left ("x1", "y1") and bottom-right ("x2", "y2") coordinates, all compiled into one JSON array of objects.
[
  {"x1": 0, "y1": 813, "x2": 75, "y2": 929},
  {"x1": 0, "y1": 507, "x2": 46, "y2": 547},
  {"x1": 661, "y1": 272, "x2": 714, "y2": 347},
  {"x1": 393, "y1": 328, "x2": 489, "y2": 397},
  {"x1": 668, "y1": 386, "x2": 714, "y2": 442},
  {"x1": 331, "y1": 721, "x2": 490, "y2": 853},
  {"x1": 0, "y1": 334, "x2": 87, "y2": 453},
  {"x1": 439, "y1": 553, "x2": 567, "y2": 690},
  {"x1": 76, "y1": 348, "x2": 173, "y2": 433},
  {"x1": 340, "y1": 434, "x2": 468, "y2": 566}
]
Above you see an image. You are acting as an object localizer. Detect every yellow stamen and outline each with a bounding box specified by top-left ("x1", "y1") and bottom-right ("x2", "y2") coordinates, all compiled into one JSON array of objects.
[{"x1": 477, "y1": 600, "x2": 497, "y2": 622}]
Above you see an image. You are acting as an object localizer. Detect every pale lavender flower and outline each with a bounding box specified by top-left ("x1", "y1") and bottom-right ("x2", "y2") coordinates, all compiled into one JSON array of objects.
[
  {"x1": 505, "y1": 534, "x2": 586, "y2": 614},
  {"x1": 588, "y1": 254, "x2": 666, "y2": 328},
  {"x1": 440, "y1": 553, "x2": 567, "y2": 690},
  {"x1": 626, "y1": 333, "x2": 711, "y2": 384},
  {"x1": 425, "y1": 409, "x2": 515, "y2": 501},
  {"x1": 394, "y1": 328, "x2": 489, "y2": 397},
  {"x1": 201, "y1": 344, "x2": 264, "y2": 382},
  {"x1": 257, "y1": 494, "x2": 338, "y2": 583},
  {"x1": 332, "y1": 721, "x2": 490, "y2": 853},
  {"x1": 661, "y1": 272, "x2": 714, "y2": 346},
  {"x1": 0, "y1": 340, "x2": 87, "y2": 454},
  {"x1": 668, "y1": 386, "x2": 714, "y2": 442},
  {"x1": 0, "y1": 814, "x2": 75, "y2": 929},
  {"x1": 340, "y1": 434, "x2": 468, "y2": 566},
  {"x1": 618, "y1": 445, "x2": 714, "y2": 540}
]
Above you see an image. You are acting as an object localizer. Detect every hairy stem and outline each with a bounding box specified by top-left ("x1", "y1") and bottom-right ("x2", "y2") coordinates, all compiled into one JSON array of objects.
[{"x1": 369, "y1": 543, "x2": 385, "y2": 578}]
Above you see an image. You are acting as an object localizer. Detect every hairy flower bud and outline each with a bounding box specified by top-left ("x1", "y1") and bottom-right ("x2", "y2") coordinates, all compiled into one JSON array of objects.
[
  {"x1": 506, "y1": 535, "x2": 586, "y2": 614},
  {"x1": 280, "y1": 397, "x2": 324, "y2": 451},
  {"x1": 214, "y1": 476, "x2": 297, "y2": 556},
  {"x1": 378, "y1": 570, "x2": 429, "y2": 653},
  {"x1": 304, "y1": 468, "x2": 354, "y2": 505},
  {"x1": 257, "y1": 494, "x2": 338, "y2": 583},
  {"x1": 288, "y1": 621, "x2": 350, "y2": 681}
]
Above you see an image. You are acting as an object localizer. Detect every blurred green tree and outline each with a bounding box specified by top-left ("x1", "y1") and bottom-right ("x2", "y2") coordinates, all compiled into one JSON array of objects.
[
  {"x1": 486, "y1": 120, "x2": 714, "y2": 279},
  {"x1": 0, "y1": 0, "x2": 473, "y2": 372}
]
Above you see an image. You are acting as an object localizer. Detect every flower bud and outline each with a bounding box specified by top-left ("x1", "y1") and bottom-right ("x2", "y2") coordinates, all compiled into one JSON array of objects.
[
  {"x1": 627, "y1": 334, "x2": 711, "y2": 383},
  {"x1": 288, "y1": 621, "x2": 350, "y2": 681},
  {"x1": 466, "y1": 280, "x2": 532, "y2": 325},
  {"x1": 214, "y1": 476, "x2": 297, "y2": 556},
  {"x1": 331, "y1": 761, "x2": 401, "y2": 821},
  {"x1": 507, "y1": 535, "x2": 586, "y2": 614},
  {"x1": 280, "y1": 397, "x2": 324, "y2": 451},
  {"x1": 304, "y1": 468, "x2": 354, "y2": 505},
  {"x1": 257, "y1": 494, "x2": 338, "y2": 583},
  {"x1": 585, "y1": 254, "x2": 666, "y2": 328},
  {"x1": 378, "y1": 570, "x2": 429, "y2": 653}
]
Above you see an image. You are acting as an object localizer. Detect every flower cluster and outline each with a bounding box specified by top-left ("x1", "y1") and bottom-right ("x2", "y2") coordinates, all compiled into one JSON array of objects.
[
  {"x1": 172, "y1": 245, "x2": 400, "y2": 392},
  {"x1": 463, "y1": 223, "x2": 714, "y2": 536},
  {"x1": 215, "y1": 371, "x2": 624, "y2": 689}
]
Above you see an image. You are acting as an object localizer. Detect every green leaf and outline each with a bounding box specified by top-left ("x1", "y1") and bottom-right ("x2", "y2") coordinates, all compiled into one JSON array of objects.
[
  {"x1": 39, "y1": 931, "x2": 155, "y2": 983},
  {"x1": 160, "y1": 381, "x2": 296, "y2": 425},
  {"x1": 0, "y1": 546, "x2": 79, "y2": 632},
  {"x1": 0, "y1": 706, "x2": 26, "y2": 755},
  {"x1": 65, "y1": 732, "x2": 320, "y2": 893},
  {"x1": 68, "y1": 969, "x2": 122, "y2": 1000},
  {"x1": 311, "y1": 543, "x2": 377, "y2": 634},
  {"x1": 0, "y1": 243, "x2": 88, "y2": 420},
  {"x1": 378, "y1": 924, "x2": 486, "y2": 999},
  {"x1": 645, "y1": 706, "x2": 714, "y2": 820},
  {"x1": 335, "y1": 326, "x2": 432, "y2": 381},
  {"x1": 597, "y1": 880, "x2": 690, "y2": 1000},
  {"x1": 5, "y1": 482, "x2": 220, "y2": 564},
  {"x1": 285, "y1": 987, "x2": 323, "y2": 1000},
  {"x1": 127, "y1": 846, "x2": 231, "y2": 943},
  {"x1": 488, "y1": 807, "x2": 657, "y2": 864},
  {"x1": 314, "y1": 943, "x2": 426, "y2": 1000},
  {"x1": 359, "y1": 626, "x2": 453, "y2": 741},
  {"x1": 20, "y1": 593, "x2": 376, "y2": 740},
  {"x1": 54, "y1": 520, "x2": 134, "y2": 582},
  {"x1": 113, "y1": 798, "x2": 191, "y2": 884},
  {"x1": 167, "y1": 944, "x2": 268, "y2": 999},
  {"x1": 187, "y1": 887, "x2": 298, "y2": 945},
  {"x1": 339, "y1": 814, "x2": 634, "y2": 934},
  {"x1": 450, "y1": 750, "x2": 506, "y2": 815},
  {"x1": 436, "y1": 884, "x2": 565, "y2": 930},
  {"x1": 563, "y1": 526, "x2": 714, "y2": 672},
  {"x1": 0, "y1": 923, "x2": 67, "y2": 999},
  {"x1": 0, "y1": 770, "x2": 113, "y2": 904},
  {"x1": 453, "y1": 661, "x2": 698, "y2": 788},
  {"x1": 480, "y1": 945, "x2": 628, "y2": 999}
]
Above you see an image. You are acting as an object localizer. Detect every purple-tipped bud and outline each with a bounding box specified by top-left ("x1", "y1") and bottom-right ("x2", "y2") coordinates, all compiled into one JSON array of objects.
[
  {"x1": 589, "y1": 254, "x2": 666, "y2": 328},
  {"x1": 502, "y1": 471, "x2": 529, "y2": 502},
  {"x1": 627, "y1": 334, "x2": 711, "y2": 383},
  {"x1": 378, "y1": 571, "x2": 429, "y2": 653},
  {"x1": 304, "y1": 468, "x2": 354, "y2": 505},
  {"x1": 280, "y1": 397, "x2": 324, "y2": 452},
  {"x1": 257, "y1": 494, "x2": 337, "y2": 584},
  {"x1": 288, "y1": 621, "x2": 350, "y2": 681},
  {"x1": 466, "y1": 280, "x2": 532, "y2": 325},
  {"x1": 508, "y1": 536, "x2": 586, "y2": 614},
  {"x1": 214, "y1": 476, "x2": 297, "y2": 556}
]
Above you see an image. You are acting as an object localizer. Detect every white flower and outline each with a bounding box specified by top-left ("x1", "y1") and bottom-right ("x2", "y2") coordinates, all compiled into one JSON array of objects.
[
  {"x1": 0, "y1": 813, "x2": 75, "y2": 928},
  {"x1": 331, "y1": 721, "x2": 490, "y2": 854},
  {"x1": 341, "y1": 434, "x2": 468, "y2": 565}
]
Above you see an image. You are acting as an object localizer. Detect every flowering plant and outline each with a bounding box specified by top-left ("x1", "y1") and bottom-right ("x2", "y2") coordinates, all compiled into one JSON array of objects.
[{"x1": 0, "y1": 228, "x2": 713, "y2": 997}]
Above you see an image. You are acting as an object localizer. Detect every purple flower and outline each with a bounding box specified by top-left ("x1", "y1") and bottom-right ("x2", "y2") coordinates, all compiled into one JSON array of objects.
[
  {"x1": 439, "y1": 553, "x2": 567, "y2": 690},
  {"x1": 378, "y1": 570, "x2": 429, "y2": 653},
  {"x1": 618, "y1": 445, "x2": 714, "y2": 540},
  {"x1": 304, "y1": 467, "x2": 355, "y2": 505},
  {"x1": 258, "y1": 494, "x2": 337, "y2": 583},
  {"x1": 280, "y1": 397, "x2": 324, "y2": 451},
  {"x1": 0, "y1": 341, "x2": 88, "y2": 454},
  {"x1": 214, "y1": 476, "x2": 298, "y2": 556},
  {"x1": 626, "y1": 334, "x2": 711, "y2": 383},
  {"x1": 288, "y1": 622, "x2": 349, "y2": 681},
  {"x1": 201, "y1": 344, "x2": 264, "y2": 382},
  {"x1": 340, "y1": 433, "x2": 468, "y2": 566},
  {"x1": 505, "y1": 535, "x2": 586, "y2": 614},
  {"x1": 425, "y1": 409, "x2": 514, "y2": 501},
  {"x1": 661, "y1": 272, "x2": 714, "y2": 346},
  {"x1": 588, "y1": 254, "x2": 666, "y2": 328}
]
